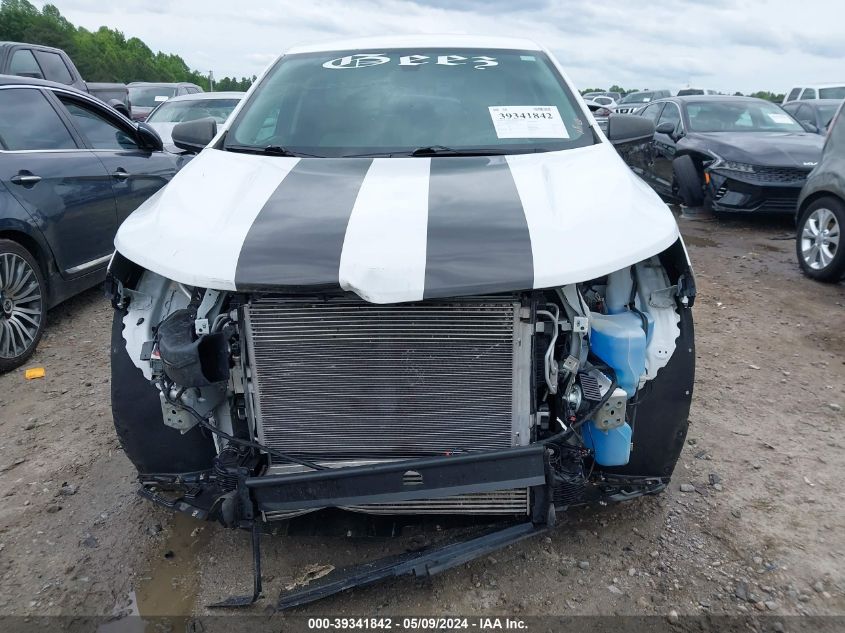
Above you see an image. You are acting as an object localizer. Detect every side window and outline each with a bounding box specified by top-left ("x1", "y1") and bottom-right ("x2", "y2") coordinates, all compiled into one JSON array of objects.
[
  {"x1": 0, "y1": 88, "x2": 76, "y2": 150},
  {"x1": 34, "y1": 51, "x2": 74, "y2": 85},
  {"x1": 795, "y1": 105, "x2": 814, "y2": 126},
  {"x1": 657, "y1": 103, "x2": 682, "y2": 132},
  {"x1": 800, "y1": 88, "x2": 817, "y2": 99},
  {"x1": 9, "y1": 48, "x2": 44, "y2": 79},
  {"x1": 641, "y1": 103, "x2": 664, "y2": 122},
  {"x1": 59, "y1": 98, "x2": 139, "y2": 151},
  {"x1": 786, "y1": 88, "x2": 801, "y2": 101},
  {"x1": 782, "y1": 103, "x2": 798, "y2": 116}
]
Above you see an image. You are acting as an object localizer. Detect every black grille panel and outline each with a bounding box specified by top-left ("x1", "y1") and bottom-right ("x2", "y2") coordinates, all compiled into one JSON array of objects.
[{"x1": 719, "y1": 165, "x2": 812, "y2": 184}]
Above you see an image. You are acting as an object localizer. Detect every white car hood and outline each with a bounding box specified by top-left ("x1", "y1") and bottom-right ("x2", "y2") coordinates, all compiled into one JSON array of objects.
[{"x1": 114, "y1": 143, "x2": 680, "y2": 303}]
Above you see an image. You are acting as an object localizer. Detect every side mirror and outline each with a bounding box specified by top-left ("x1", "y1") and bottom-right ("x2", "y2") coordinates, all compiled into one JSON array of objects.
[
  {"x1": 108, "y1": 99, "x2": 130, "y2": 118},
  {"x1": 607, "y1": 114, "x2": 656, "y2": 145},
  {"x1": 172, "y1": 117, "x2": 217, "y2": 153},
  {"x1": 136, "y1": 122, "x2": 164, "y2": 152},
  {"x1": 800, "y1": 121, "x2": 818, "y2": 133},
  {"x1": 655, "y1": 121, "x2": 676, "y2": 135}
]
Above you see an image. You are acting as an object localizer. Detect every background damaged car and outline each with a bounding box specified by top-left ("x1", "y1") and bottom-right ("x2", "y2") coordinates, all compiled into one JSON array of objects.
[{"x1": 106, "y1": 35, "x2": 697, "y2": 608}]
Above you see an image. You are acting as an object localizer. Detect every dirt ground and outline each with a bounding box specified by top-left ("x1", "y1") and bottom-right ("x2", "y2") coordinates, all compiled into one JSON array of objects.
[{"x1": 0, "y1": 210, "x2": 843, "y2": 626}]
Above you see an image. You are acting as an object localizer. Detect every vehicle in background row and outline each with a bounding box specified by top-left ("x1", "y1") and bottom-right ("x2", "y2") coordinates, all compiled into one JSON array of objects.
[
  {"x1": 784, "y1": 84, "x2": 845, "y2": 104},
  {"x1": 108, "y1": 35, "x2": 694, "y2": 608},
  {"x1": 676, "y1": 88, "x2": 719, "y2": 96},
  {"x1": 127, "y1": 82, "x2": 204, "y2": 121},
  {"x1": 582, "y1": 91, "x2": 622, "y2": 102},
  {"x1": 583, "y1": 99, "x2": 612, "y2": 133},
  {"x1": 782, "y1": 99, "x2": 842, "y2": 135},
  {"x1": 613, "y1": 90, "x2": 671, "y2": 114},
  {"x1": 0, "y1": 75, "x2": 183, "y2": 371},
  {"x1": 87, "y1": 82, "x2": 130, "y2": 114},
  {"x1": 588, "y1": 95, "x2": 616, "y2": 107},
  {"x1": 145, "y1": 91, "x2": 244, "y2": 147},
  {"x1": 795, "y1": 101, "x2": 845, "y2": 282},
  {"x1": 628, "y1": 95, "x2": 824, "y2": 213},
  {"x1": 0, "y1": 41, "x2": 129, "y2": 116}
]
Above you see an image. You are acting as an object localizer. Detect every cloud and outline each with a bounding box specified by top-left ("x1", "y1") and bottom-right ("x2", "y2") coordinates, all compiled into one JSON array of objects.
[{"x1": 36, "y1": 0, "x2": 845, "y2": 94}]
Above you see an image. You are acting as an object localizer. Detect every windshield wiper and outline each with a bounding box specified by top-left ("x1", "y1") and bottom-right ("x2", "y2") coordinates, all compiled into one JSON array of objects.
[
  {"x1": 411, "y1": 145, "x2": 513, "y2": 156},
  {"x1": 342, "y1": 146, "x2": 513, "y2": 158},
  {"x1": 225, "y1": 144, "x2": 321, "y2": 158}
]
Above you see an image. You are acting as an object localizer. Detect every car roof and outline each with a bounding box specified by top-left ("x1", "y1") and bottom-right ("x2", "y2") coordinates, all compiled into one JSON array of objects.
[
  {"x1": 791, "y1": 83, "x2": 845, "y2": 88},
  {"x1": 155, "y1": 91, "x2": 245, "y2": 103},
  {"x1": 0, "y1": 41, "x2": 65, "y2": 53},
  {"x1": 783, "y1": 99, "x2": 843, "y2": 107},
  {"x1": 658, "y1": 95, "x2": 770, "y2": 104},
  {"x1": 0, "y1": 73, "x2": 87, "y2": 93},
  {"x1": 127, "y1": 82, "x2": 200, "y2": 88},
  {"x1": 286, "y1": 34, "x2": 543, "y2": 55}
]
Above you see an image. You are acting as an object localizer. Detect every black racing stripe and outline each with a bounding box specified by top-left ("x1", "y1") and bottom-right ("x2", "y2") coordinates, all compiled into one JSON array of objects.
[
  {"x1": 424, "y1": 156, "x2": 533, "y2": 299},
  {"x1": 235, "y1": 158, "x2": 373, "y2": 290}
]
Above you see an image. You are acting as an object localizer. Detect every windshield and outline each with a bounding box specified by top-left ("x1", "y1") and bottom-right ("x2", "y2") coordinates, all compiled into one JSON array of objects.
[
  {"x1": 225, "y1": 48, "x2": 595, "y2": 157},
  {"x1": 818, "y1": 86, "x2": 845, "y2": 99},
  {"x1": 147, "y1": 98, "x2": 241, "y2": 123},
  {"x1": 620, "y1": 92, "x2": 653, "y2": 104},
  {"x1": 128, "y1": 86, "x2": 176, "y2": 108},
  {"x1": 686, "y1": 100, "x2": 805, "y2": 133}
]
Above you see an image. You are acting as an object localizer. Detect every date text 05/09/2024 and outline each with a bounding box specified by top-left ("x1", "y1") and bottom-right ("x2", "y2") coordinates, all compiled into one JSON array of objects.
[{"x1": 307, "y1": 617, "x2": 529, "y2": 630}]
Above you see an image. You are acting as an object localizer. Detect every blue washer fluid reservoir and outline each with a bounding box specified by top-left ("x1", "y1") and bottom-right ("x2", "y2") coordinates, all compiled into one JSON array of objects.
[
  {"x1": 583, "y1": 421, "x2": 633, "y2": 466},
  {"x1": 589, "y1": 311, "x2": 647, "y2": 398}
]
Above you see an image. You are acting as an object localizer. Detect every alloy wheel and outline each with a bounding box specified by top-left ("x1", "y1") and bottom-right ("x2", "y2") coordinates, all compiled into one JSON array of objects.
[
  {"x1": 0, "y1": 252, "x2": 43, "y2": 359},
  {"x1": 800, "y1": 207, "x2": 840, "y2": 271}
]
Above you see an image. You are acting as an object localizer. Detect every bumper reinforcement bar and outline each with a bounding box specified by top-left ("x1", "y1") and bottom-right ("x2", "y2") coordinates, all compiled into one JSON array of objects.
[{"x1": 277, "y1": 521, "x2": 548, "y2": 610}]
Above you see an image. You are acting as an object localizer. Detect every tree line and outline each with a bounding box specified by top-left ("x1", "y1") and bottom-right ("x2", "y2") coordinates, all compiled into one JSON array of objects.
[
  {"x1": 0, "y1": 0, "x2": 256, "y2": 91},
  {"x1": 580, "y1": 86, "x2": 785, "y2": 103}
]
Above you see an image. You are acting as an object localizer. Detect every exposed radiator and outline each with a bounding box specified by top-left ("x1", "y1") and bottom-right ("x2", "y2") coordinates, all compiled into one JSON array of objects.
[{"x1": 244, "y1": 296, "x2": 532, "y2": 462}]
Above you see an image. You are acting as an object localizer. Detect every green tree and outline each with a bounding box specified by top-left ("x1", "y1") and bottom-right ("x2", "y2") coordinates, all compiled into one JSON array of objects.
[
  {"x1": 748, "y1": 90, "x2": 785, "y2": 103},
  {"x1": 0, "y1": 0, "x2": 218, "y2": 87}
]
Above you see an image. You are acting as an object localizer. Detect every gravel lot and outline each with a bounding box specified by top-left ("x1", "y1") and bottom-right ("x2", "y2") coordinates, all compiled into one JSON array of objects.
[{"x1": 0, "y1": 211, "x2": 843, "y2": 625}]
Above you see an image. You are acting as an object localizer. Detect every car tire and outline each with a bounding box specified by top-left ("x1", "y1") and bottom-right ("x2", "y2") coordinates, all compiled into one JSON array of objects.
[
  {"x1": 672, "y1": 155, "x2": 705, "y2": 208},
  {"x1": 796, "y1": 197, "x2": 845, "y2": 282},
  {"x1": 0, "y1": 239, "x2": 47, "y2": 373}
]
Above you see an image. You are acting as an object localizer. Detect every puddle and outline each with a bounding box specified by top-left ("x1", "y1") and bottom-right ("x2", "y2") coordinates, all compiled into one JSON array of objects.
[
  {"x1": 134, "y1": 512, "x2": 211, "y2": 618},
  {"x1": 754, "y1": 242, "x2": 784, "y2": 252},
  {"x1": 682, "y1": 235, "x2": 720, "y2": 248}
]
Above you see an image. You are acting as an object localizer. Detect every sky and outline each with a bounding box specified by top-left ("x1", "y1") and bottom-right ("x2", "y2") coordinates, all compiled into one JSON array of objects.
[{"x1": 36, "y1": 0, "x2": 845, "y2": 94}]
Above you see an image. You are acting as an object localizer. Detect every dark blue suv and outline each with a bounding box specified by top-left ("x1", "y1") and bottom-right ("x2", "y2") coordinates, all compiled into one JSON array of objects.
[{"x1": 0, "y1": 75, "x2": 181, "y2": 371}]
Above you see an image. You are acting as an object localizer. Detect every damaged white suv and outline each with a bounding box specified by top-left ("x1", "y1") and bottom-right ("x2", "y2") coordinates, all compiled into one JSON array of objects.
[{"x1": 108, "y1": 35, "x2": 696, "y2": 608}]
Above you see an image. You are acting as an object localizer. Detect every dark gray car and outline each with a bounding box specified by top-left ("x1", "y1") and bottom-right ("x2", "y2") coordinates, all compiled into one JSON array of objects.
[
  {"x1": 0, "y1": 75, "x2": 182, "y2": 371},
  {"x1": 795, "y1": 102, "x2": 845, "y2": 281},
  {"x1": 782, "y1": 99, "x2": 843, "y2": 135},
  {"x1": 127, "y1": 82, "x2": 204, "y2": 121}
]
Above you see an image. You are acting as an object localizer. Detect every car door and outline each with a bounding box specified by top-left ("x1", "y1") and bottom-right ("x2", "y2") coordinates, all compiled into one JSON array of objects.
[
  {"x1": 652, "y1": 102, "x2": 683, "y2": 192},
  {"x1": 32, "y1": 49, "x2": 84, "y2": 92},
  {"x1": 0, "y1": 86, "x2": 118, "y2": 277},
  {"x1": 54, "y1": 93, "x2": 179, "y2": 225},
  {"x1": 635, "y1": 102, "x2": 665, "y2": 187}
]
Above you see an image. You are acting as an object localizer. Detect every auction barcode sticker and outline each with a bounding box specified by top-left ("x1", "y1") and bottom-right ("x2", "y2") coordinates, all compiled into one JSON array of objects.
[{"x1": 489, "y1": 105, "x2": 569, "y2": 139}]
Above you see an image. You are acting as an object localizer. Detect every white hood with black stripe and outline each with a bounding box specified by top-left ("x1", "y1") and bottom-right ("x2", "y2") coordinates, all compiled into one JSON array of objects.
[{"x1": 114, "y1": 142, "x2": 679, "y2": 303}]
